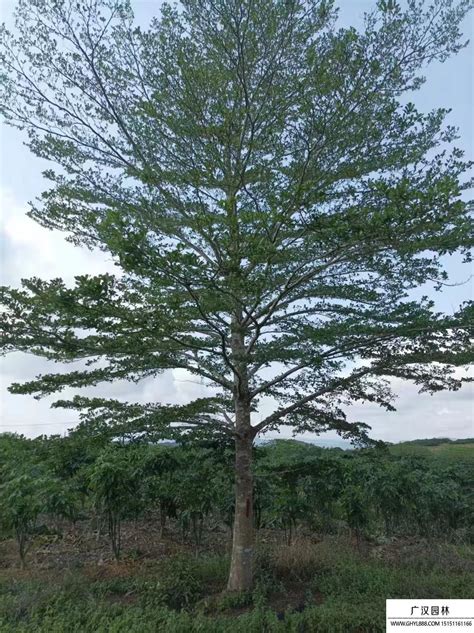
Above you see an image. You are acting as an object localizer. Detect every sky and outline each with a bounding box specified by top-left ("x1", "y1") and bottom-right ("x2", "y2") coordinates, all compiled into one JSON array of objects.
[{"x1": 0, "y1": 0, "x2": 473, "y2": 443}]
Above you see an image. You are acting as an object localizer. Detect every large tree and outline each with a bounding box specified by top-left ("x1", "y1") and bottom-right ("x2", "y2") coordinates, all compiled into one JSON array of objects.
[{"x1": 1, "y1": 0, "x2": 472, "y2": 591}]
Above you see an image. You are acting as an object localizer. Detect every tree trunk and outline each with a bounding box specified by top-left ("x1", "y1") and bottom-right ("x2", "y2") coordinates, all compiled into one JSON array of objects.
[
  {"x1": 17, "y1": 531, "x2": 27, "y2": 569},
  {"x1": 226, "y1": 272, "x2": 254, "y2": 592},
  {"x1": 159, "y1": 501, "x2": 166, "y2": 539},
  {"x1": 227, "y1": 401, "x2": 254, "y2": 592}
]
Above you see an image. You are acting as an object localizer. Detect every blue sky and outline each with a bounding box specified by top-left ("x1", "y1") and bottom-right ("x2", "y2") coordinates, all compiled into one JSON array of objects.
[{"x1": 0, "y1": 1, "x2": 472, "y2": 442}]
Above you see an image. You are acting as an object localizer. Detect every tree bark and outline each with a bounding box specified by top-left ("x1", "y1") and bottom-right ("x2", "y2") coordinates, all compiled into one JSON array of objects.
[
  {"x1": 159, "y1": 502, "x2": 166, "y2": 539},
  {"x1": 227, "y1": 409, "x2": 254, "y2": 592},
  {"x1": 225, "y1": 184, "x2": 255, "y2": 591}
]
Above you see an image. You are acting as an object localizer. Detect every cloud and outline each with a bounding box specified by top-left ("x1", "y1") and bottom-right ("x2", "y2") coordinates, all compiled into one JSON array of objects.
[
  {"x1": 0, "y1": 187, "x2": 117, "y2": 285},
  {"x1": 343, "y1": 378, "x2": 473, "y2": 443},
  {"x1": 0, "y1": 355, "x2": 211, "y2": 438},
  {"x1": 266, "y1": 377, "x2": 473, "y2": 445}
]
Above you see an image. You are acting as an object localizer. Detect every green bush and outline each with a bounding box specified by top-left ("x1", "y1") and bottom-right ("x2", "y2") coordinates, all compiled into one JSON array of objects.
[
  {"x1": 157, "y1": 557, "x2": 202, "y2": 610},
  {"x1": 0, "y1": 469, "x2": 63, "y2": 568}
]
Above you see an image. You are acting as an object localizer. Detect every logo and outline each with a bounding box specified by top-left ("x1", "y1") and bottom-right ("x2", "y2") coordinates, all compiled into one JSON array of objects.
[{"x1": 386, "y1": 600, "x2": 474, "y2": 630}]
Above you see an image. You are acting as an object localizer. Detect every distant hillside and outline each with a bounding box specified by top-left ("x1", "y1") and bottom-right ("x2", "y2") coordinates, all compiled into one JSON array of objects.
[
  {"x1": 389, "y1": 439, "x2": 474, "y2": 463},
  {"x1": 393, "y1": 437, "x2": 474, "y2": 446},
  {"x1": 257, "y1": 437, "x2": 351, "y2": 450}
]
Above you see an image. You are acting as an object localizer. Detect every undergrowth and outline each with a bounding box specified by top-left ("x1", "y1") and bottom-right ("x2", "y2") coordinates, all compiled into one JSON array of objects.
[{"x1": 1, "y1": 537, "x2": 473, "y2": 632}]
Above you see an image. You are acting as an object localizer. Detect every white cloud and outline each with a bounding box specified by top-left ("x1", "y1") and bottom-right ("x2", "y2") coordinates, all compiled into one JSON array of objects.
[{"x1": 0, "y1": 186, "x2": 116, "y2": 285}]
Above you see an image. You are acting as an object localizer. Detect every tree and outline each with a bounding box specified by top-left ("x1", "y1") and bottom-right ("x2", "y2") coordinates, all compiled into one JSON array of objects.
[
  {"x1": 0, "y1": 467, "x2": 56, "y2": 568},
  {"x1": 1, "y1": 0, "x2": 473, "y2": 591},
  {"x1": 140, "y1": 445, "x2": 179, "y2": 539},
  {"x1": 87, "y1": 446, "x2": 142, "y2": 560}
]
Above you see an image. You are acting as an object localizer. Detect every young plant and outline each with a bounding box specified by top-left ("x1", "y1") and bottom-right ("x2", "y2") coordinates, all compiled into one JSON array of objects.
[
  {"x1": 88, "y1": 448, "x2": 142, "y2": 560},
  {"x1": 0, "y1": 470, "x2": 49, "y2": 568}
]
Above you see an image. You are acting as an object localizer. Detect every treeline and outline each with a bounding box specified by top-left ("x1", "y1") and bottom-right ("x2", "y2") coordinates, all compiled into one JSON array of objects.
[
  {"x1": 394, "y1": 438, "x2": 474, "y2": 446},
  {"x1": 1, "y1": 433, "x2": 473, "y2": 567}
]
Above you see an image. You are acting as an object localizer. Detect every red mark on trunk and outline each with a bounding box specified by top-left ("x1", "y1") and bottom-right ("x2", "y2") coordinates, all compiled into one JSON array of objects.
[{"x1": 246, "y1": 498, "x2": 250, "y2": 518}]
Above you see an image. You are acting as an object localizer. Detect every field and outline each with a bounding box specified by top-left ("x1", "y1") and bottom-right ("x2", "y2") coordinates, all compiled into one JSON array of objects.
[{"x1": 1, "y1": 435, "x2": 473, "y2": 632}]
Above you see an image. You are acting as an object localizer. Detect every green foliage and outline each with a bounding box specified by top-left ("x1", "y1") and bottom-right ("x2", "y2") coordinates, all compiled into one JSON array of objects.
[
  {"x1": 0, "y1": 473, "x2": 42, "y2": 567},
  {"x1": 87, "y1": 447, "x2": 143, "y2": 560},
  {"x1": 0, "y1": 434, "x2": 38, "y2": 483},
  {"x1": 254, "y1": 440, "x2": 474, "y2": 542},
  {"x1": 0, "y1": 435, "x2": 86, "y2": 566},
  {"x1": 156, "y1": 557, "x2": 203, "y2": 610},
  {"x1": 0, "y1": 433, "x2": 473, "y2": 629},
  {"x1": 0, "y1": 468, "x2": 61, "y2": 567},
  {"x1": 173, "y1": 447, "x2": 234, "y2": 545},
  {"x1": 390, "y1": 441, "x2": 474, "y2": 463},
  {"x1": 42, "y1": 478, "x2": 80, "y2": 529},
  {"x1": 1, "y1": 433, "x2": 472, "y2": 560}
]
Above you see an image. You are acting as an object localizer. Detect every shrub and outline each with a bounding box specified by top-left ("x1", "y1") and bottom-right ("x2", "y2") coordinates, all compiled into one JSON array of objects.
[
  {"x1": 0, "y1": 470, "x2": 56, "y2": 568},
  {"x1": 157, "y1": 557, "x2": 202, "y2": 610},
  {"x1": 87, "y1": 448, "x2": 143, "y2": 560}
]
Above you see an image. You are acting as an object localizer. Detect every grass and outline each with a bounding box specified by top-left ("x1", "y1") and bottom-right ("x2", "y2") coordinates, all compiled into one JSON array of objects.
[{"x1": 1, "y1": 536, "x2": 473, "y2": 632}]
